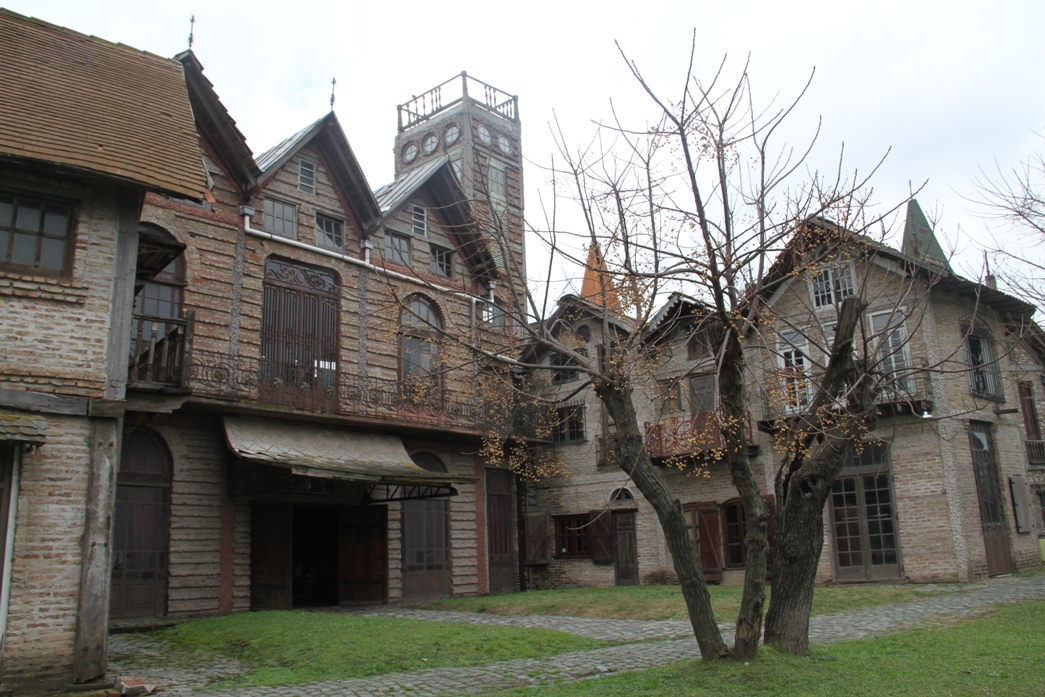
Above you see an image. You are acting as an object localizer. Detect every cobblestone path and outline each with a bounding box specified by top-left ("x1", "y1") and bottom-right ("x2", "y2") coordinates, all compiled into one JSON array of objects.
[{"x1": 107, "y1": 575, "x2": 1045, "y2": 697}]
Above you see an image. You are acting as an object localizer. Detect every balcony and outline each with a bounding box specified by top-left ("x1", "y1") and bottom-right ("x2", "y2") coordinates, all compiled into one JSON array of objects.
[
  {"x1": 1027, "y1": 440, "x2": 1045, "y2": 467},
  {"x1": 644, "y1": 412, "x2": 754, "y2": 461},
  {"x1": 127, "y1": 310, "x2": 194, "y2": 389},
  {"x1": 185, "y1": 349, "x2": 508, "y2": 433},
  {"x1": 760, "y1": 369, "x2": 933, "y2": 421},
  {"x1": 398, "y1": 72, "x2": 518, "y2": 131}
]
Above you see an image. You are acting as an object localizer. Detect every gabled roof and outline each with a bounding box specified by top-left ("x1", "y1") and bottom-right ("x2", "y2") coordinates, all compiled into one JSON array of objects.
[
  {"x1": 176, "y1": 51, "x2": 259, "y2": 194},
  {"x1": 256, "y1": 112, "x2": 382, "y2": 230},
  {"x1": 642, "y1": 292, "x2": 712, "y2": 345},
  {"x1": 520, "y1": 293, "x2": 634, "y2": 365},
  {"x1": 0, "y1": 9, "x2": 207, "y2": 198},
  {"x1": 374, "y1": 159, "x2": 504, "y2": 278}
]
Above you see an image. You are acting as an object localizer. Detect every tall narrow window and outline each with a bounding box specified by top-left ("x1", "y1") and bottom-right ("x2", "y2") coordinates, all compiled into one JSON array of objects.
[
  {"x1": 657, "y1": 379, "x2": 682, "y2": 416},
  {"x1": 387, "y1": 232, "x2": 411, "y2": 267},
  {"x1": 0, "y1": 192, "x2": 73, "y2": 275},
  {"x1": 412, "y1": 205, "x2": 427, "y2": 236},
  {"x1": 260, "y1": 258, "x2": 340, "y2": 410},
  {"x1": 722, "y1": 500, "x2": 746, "y2": 568},
  {"x1": 299, "y1": 160, "x2": 316, "y2": 194},
  {"x1": 400, "y1": 296, "x2": 442, "y2": 401},
  {"x1": 130, "y1": 254, "x2": 186, "y2": 383},
  {"x1": 870, "y1": 311, "x2": 911, "y2": 391},
  {"x1": 430, "y1": 244, "x2": 452, "y2": 278},
  {"x1": 690, "y1": 374, "x2": 716, "y2": 413},
  {"x1": 965, "y1": 327, "x2": 1003, "y2": 401},
  {"x1": 315, "y1": 214, "x2": 343, "y2": 251},
  {"x1": 489, "y1": 162, "x2": 507, "y2": 200},
  {"x1": 264, "y1": 199, "x2": 297, "y2": 238},
  {"x1": 778, "y1": 332, "x2": 810, "y2": 413}
]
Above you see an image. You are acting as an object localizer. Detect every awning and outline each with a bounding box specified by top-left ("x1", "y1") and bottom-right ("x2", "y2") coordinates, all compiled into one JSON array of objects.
[
  {"x1": 0, "y1": 412, "x2": 48, "y2": 446},
  {"x1": 222, "y1": 416, "x2": 460, "y2": 485}
]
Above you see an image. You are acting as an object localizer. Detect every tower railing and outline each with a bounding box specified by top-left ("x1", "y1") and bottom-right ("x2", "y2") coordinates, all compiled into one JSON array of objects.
[{"x1": 398, "y1": 71, "x2": 518, "y2": 131}]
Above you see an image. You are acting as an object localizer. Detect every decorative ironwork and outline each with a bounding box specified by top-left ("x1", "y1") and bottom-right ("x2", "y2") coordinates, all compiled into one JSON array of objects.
[
  {"x1": 644, "y1": 411, "x2": 753, "y2": 460},
  {"x1": 1026, "y1": 440, "x2": 1045, "y2": 467},
  {"x1": 761, "y1": 369, "x2": 933, "y2": 420},
  {"x1": 264, "y1": 257, "x2": 339, "y2": 294}
]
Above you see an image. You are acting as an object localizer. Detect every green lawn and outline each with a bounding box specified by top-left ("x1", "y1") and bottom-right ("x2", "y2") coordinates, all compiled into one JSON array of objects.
[
  {"x1": 159, "y1": 610, "x2": 605, "y2": 688},
  {"x1": 420, "y1": 583, "x2": 954, "y2": 623},
  {"x1": 484, "y1": 601, "x2": 1045, "y2": 697}
]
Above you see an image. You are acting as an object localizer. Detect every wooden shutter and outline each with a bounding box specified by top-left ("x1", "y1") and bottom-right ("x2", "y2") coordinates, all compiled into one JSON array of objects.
[
  {"x1": 589, "y1": 510, "x2": 613, "y2": 565},
  {"x1": 696, "y1": 502, "x2": 723, "y2": 583},
  {"x1": 1010, "y1": 475, "x2": 1033, "y2": 534},
  {"x1": 525, "y1": 512, "x2": 551, "y2": 564}
]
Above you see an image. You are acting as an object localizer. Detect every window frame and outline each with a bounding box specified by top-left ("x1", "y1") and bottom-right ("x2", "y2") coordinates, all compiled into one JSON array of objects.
[
  {"x1": 778, "y1": 331, "x2": 812, "y2": 414},
  {"x1": 810, "y1": 261, "x2": 856, "y2": 309},
  {"x1": 965, "y1": 327, "x2": 1004, "y2": 401},
  {"x1": 553, "y1": 405, "x2": 586, "y2": 444},
  {"x1": 550, "y1": 353, "x2": 579, "y2": 384},
  {"x1": 429, "y1": 243, "x2": 453, "y2": 278},
  {"x1": 869, "y1": 310, "x2": 912, "y2": 390},
  {"x1": 488, "y1": 161, "x2": 507, "y2": 201},
  {"x1": 315, "y1": 213, "x2": 344, "y2": 251},
  {"x1": 386, "y1": 231, "x2": 411, "y2": 267},
  {"x1": 478, "y1": 299, "x2": 505, "y2": 329},
  {"x1": 263, "y1": 198, "x2": 297, "y2": 239},
  {"x1": 0, "y1": 191, "x2": 76, "y2": 277},
  {"x1": 553, "y1": 514, "x2": 591, "y2": 559},
  {"x1": 298, "y1": 159, "x2": 317, "y2": 195},
  {"x1": 656, "y1": 379, "x2": 683, "y2": 416},
  {"x1": 412, "y1": 205, "x2": 428, "y2": 236},
  {"x1": 721, "y1": 499, "x2": 747, "y2": 569}
]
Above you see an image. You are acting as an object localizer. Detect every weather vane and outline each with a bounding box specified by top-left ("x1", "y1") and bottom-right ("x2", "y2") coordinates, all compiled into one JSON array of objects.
[
  {"x1": 188, "y1": 15, "x2": 195, "y2": 50},
  {"x1": 330, "y1": 77, "x2": 337, "y2": 112}
]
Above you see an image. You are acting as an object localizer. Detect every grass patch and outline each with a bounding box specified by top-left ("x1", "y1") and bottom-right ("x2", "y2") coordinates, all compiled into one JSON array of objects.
[
  {"x1": 421, "y1": 583, "x2": 951, "y2": 623},
  {"x1": 485, "y1": 600, "x2": 1045, "y2": 696},
  {"x1": 160, "y1": 610, "x2": 605, "y2": 687}
]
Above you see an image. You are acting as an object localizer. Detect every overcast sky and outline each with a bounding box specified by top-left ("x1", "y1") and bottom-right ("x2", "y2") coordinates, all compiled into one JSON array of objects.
[{"x1": 9, "y1": 0, "x2": 1044, "y2": 291}]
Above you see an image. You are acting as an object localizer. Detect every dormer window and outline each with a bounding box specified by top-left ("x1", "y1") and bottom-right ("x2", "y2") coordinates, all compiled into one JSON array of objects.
[
  {"x1": 412, "y1": 205, "x2": 427, "y2": 236},
  {"x1": 811, "y1": 262, "x2": 855, "y2": 308},
  {"x1": 299, "y1": 160, "x2": 316, "y2": 195}
]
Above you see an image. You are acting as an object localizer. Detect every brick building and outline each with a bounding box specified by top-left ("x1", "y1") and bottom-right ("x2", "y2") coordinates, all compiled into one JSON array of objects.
[
  {"x1": 525, "y1": 203, "x2": 1045, "y2": 589},
  {"x1": 0, "y1": 10, "x2": 530, "y2": 691}
]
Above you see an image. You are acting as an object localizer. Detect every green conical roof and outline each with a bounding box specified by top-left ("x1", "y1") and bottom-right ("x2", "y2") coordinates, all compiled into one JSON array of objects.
[{"x1": 902, "y1": 199, "x2": 951, "y2": 270}]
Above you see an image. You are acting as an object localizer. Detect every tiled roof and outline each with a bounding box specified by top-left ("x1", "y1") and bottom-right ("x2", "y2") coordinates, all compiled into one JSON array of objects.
[
  {"x1": 0, "y1": 412, "x2": 48, "y2": 445},
  {"x1": 0, "y1": 9, "x2": 208, "y2": 198}
]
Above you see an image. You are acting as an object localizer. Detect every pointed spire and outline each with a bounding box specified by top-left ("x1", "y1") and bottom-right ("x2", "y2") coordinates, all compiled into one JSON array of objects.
[
  {"x1": 579, "y1": 242, "x2": 622, "y2": 313},
  {"x1": 902, "y1": 199, "x2": 951, "y2": 270}
]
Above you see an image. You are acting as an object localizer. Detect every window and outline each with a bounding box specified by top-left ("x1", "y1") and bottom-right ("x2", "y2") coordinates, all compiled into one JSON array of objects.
[
  {"x1": 550, "y1": 353, "x2": 578, "y2": 384},
  {"x1": 657, "y1": 380, "x2": 683, "y2": 416},
  {"x1": 478, "y1": 300, "x2": 505, "y2": 328},
  {"x1": 1018, "y1": 382, "x2": 1041, "y2": 441},
  {"x1": 264, "y1": 199, "x2": 296, "y2": 238},
  {"x1": 690, "y1": 374, "x2": 715, "y2": 413},
  {"x1": 553, "y1": 405, "x2": 585, "y2": 444},
  {"x1": 965, "y1": 328, "x2": 1003, "y2": 400},
  {"x1": 299, "y1": 160, "x2": 316, "y2": 194},
  {"x1": 315, "y1": 214, "x2": 343, "y2": 251},
  {"x1": 412, "y1": 205, "x2": 427, "y2": 236},
  {"x1": 478, "y1": 123, "x2": 492, "y2": 145},
  {"x1": 554, "y1": 515, "x2": 590, "y2": 558},
  {"x1": 386, "y1": 232, "x2": 411, "y2": 267},
  {"x1": 870, "y1": 311, "x2": 911, "y2": 391},
  {"x1": 489, "y1": 162, "x2": 507, "y2": 200},
  {"x1": 444, "y1": 123, "x2": 460, "y2": 146},
  {"x1": 687, "y1": 332, "x2": 711, "y2": 361},
  {"x1": 400, "y1": 295, "x2": 442, "y2": 399},
  {"x1": 684, "y1": 506, "x2": 699, "y2": 551},
  {"x1": 430, "y1": 244, "x2": 452, "y2": 278},
  {"x1": 779, "y1": 331, "x2": 811, "y2": 412},
  {"x1": 0, "y1": 193, "x2": 73, "y2": 275},
  {"x1": 722, "y1": 500, "x2": 746, "y2": 568},
  {"x1": 811, "y1": 262, "x2": 855, "y2": 308}
]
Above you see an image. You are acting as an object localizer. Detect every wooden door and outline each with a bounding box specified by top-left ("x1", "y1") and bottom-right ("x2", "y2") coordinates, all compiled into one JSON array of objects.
[
  {"x1": 613, "y1": 511, "x2": 639, "y2": 586},
  {"x1": 969, "y1": 423, "x2": 1014, "y2": 576},
  {"x1": 401, "y1": 500, "x2": 451, "y2": 600},
  {"x1": 338, "y1": 505, "x2": 387, "y2": 604},
  {"x1": 250, "y1": 501, "x2": 292, "y2": 610},
  {"x1": 695, "y1": 502, "x2": 723, "y2": 583},
  {"x1": 110, "y1": 428, "x2": 172, "y2": 619},
  {"x1": 486, "y1": 469, "x2": 516, "y2": 595}
]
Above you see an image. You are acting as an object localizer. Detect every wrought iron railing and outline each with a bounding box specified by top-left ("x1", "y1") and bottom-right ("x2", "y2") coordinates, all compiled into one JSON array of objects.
[
  {"x1": 398, "y1": 72, "x2": 518, "y2": 130},
  {"x1": 643, "y1": 412, "x2": 753, "y2": 460},
  {"x1": 1027, "y1": 440, "x2": 1045, "y2": 467},
  {"x1": 760, "y1": 369, "x2": 933, "y2": 420},
  {"x1": 127, "y1": 310, "x2": 194, "y2": 388},
  {"x1": 186, "y1": 349, "x2": 516, "y2": 432}
]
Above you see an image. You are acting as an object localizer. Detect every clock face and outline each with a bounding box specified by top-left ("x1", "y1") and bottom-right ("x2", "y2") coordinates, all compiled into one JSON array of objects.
[
  {"x1": 423, "y1": 133, "x2": 439, "y2": 154},
  {"x1": 478, "y1": 124, "x2": 492, "y2": 145},
  {"x1": 403, "y1": 142, "x2": 418, "y2": 163},
  {"x1": 498, "y1": 134, "x2": 512, "y2": 155},
  {"x1": 444, "y1": 123, "x2": 460, "y2": 146}
]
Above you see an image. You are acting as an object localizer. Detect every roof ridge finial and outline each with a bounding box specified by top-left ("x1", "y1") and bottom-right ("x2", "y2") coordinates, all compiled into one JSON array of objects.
[
  {"x1": 188, "y1": 14, "x2": 195, "y2": 50},
  {"x1": 330, "y1": 77, "x2": 336, "y2": 112}
]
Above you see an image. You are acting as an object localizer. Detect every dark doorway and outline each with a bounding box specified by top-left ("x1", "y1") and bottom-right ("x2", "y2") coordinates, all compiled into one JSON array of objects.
[
  {"x1": 111, "y1": 428, "x2": 171, "y2": 619},
  {"x1": 251, "y1": 501, "x2": 292, "y2": 610},
  {"x1": 339, "y1": 505, "x2": 387, "y2": 604},
  {"x1": 613, "y1": 511, "x2": 639, "y2": 586},
  {"x1": 293, "y1": 505, "x2": 339, "y2": 607},
  {"x1": 969, "y1": 423, "x2": 1014, "y2": 576},
  {"x1": 829, "y1": 443, "x2": 903, "y2": 581},
  {"x1": 486, "y1": 468, "x2": 516, "y2": 594}
]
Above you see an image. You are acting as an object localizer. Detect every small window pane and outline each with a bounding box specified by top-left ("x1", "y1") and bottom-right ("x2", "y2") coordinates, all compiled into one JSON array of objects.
[
  {"x1": 0, "y1": 230, "x2": 8, "y2": 261},
  {"x1": 43, "y1": 206, "x2": 70, "y2": 236},
  {"x1": 0, "y1": 197, "x2": 13, "y2": 227},
  {"x1": 39, "y1": 238, "x2": 65, "y2": 269},
  {"x1": 489, "y1": 165, "x2": 506, "y2": 199},
  {"x1": 299, "y1": 160, "x2": 316, "y2": 194},
  {"x1": 15, "y1": 202, "x2": 41, "y2": 231},
  {"x1": 11, "y1": 233, "x2": 36, "y2": 265},
  {"x1": 412, "y1": 206, "x2": 427, "y2": 236},
  {"x1": 430, "y1": 245, "x2": 452, "y2": 277}
]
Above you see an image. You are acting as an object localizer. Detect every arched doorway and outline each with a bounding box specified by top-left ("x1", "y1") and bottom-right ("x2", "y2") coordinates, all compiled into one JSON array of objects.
[
  {"x1": 401, "y1": 453, "x2": 451, "y2": 600},
  {"x1": 110, "y1": 428, "x2": 172, "y2": 618}
]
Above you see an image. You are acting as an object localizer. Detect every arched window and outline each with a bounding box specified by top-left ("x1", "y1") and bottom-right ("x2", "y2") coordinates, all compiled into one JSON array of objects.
[
  {"x1": 610, "y1": 487, "x2": 634, "y2": 504},
  {"x1": 400, "y1": 295, "x2": 442, "y2": 398}
]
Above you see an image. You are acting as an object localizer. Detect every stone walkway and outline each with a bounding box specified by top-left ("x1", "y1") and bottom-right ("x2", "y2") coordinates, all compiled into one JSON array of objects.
[{"x1": 107, "y1": 575, "x2": 1045, "y2": 697}]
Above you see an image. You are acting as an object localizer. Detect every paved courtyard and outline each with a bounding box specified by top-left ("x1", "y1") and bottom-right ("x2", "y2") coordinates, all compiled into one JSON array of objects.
[{"x1": 106, "y1": 575, "x2": 1045, "y2": 697}]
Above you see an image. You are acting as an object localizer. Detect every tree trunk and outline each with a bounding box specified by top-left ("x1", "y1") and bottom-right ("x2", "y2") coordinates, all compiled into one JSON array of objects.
[
  {"x1": 598, "y1": 379, "x2": 728, "y2": 660},
  {"x1": 719, "y1": 332, "x2": 767, "y2": 659}
]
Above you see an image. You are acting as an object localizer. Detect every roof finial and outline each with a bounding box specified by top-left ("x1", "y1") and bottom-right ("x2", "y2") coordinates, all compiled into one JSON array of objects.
[
  {"x1": 330, "y1": 77, "x2": 337, "y2": 112},
  {"x1": 188, "y1": 14, "x2": 195, "y2": 50}
]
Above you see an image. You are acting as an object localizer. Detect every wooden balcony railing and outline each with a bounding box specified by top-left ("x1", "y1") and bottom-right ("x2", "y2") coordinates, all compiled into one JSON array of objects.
[
  {"x1": 1027, "y1": 440, "x2": 1045, "y2": 467},
  {"x1": 127, "y1": 310, "x2": 194, "y2": 388},
  {"x1": 644, "y1": 411, "x2": 753, "y2": 460},
  {"x1": 398, "y1": 72, "x2": 518, "y2": 130}
]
